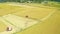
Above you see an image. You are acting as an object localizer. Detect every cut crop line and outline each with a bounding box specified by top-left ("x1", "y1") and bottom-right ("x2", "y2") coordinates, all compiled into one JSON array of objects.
[
  {"x1": 0, "y1": 17, "x2": 14, "y2": 27},
  {"x1": 0, "y1": 17, "x2": 21, "y2": 34},
  {"x1": 0, "y1": 14, "x2": 38, "y2": 34},
  {"x1": 40, "y1": 11, "x2": 56, "y2": 22}
]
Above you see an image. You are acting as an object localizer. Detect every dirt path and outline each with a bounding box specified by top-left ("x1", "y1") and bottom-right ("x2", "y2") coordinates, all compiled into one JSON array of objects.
[{"x1": 8, "y1": 3, "x2": 37, "y2": 8}]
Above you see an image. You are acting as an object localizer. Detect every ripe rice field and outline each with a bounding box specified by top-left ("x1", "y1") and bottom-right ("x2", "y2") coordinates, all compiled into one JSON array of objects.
[{"x1": 0, "y1": 3, "x2": 60, "y2": 34}]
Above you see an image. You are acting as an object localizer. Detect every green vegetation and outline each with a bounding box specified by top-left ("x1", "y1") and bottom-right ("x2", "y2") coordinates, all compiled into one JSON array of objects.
[{"x1": 0, "y1": 0, "x2": 60, "y2": 3}]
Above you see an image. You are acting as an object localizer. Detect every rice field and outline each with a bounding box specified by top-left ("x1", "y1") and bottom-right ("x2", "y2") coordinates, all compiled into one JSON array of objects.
[{"x1": 0, "y1": 3, "x2": 60, "y2": 34}]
